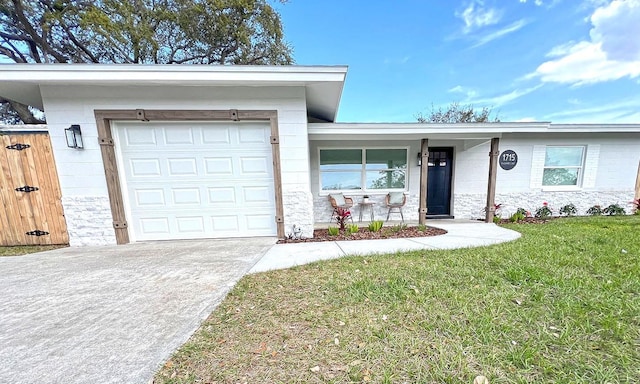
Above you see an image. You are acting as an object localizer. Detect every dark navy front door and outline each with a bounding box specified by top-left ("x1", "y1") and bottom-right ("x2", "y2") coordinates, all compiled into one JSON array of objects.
[{"x1": 427, "y1": 147, "x2": 453, "y2": 216}]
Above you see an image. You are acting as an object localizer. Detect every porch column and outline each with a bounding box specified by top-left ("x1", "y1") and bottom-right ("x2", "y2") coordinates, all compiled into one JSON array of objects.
[
  {"x1": 419, "y1": 139, "x2": 429, "y2": 224},
  {"x1": 485, "y1": 137, "x2": 500, "y2": 223}
]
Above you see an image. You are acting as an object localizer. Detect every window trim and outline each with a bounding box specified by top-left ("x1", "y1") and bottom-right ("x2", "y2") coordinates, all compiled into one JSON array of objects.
[
  {"x1": 541, "y1": 145, "x2": 586, "y2": 189},
  {"x1": 318, "y1": 146, "x2": 410, "y2": 194}
]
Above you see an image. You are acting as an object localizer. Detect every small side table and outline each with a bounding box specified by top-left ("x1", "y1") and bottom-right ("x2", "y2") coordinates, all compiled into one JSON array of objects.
[{"x1": 358, "y1": 202, "x2": 375, "y2": 222}]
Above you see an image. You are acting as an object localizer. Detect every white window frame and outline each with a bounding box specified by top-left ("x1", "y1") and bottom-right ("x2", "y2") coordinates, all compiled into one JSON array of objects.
[
  {"x1": 542, "y1": 145, "x2": 586, "y2": 190},
  {"x1": 318, "y1": 146, "x2": 410, "y2": 194}
]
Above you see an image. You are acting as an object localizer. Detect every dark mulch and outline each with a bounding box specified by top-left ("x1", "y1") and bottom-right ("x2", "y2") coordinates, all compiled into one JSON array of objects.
[
  {"x1": 277, "y1": 225, "x2": 447, "y2": 244},
  {"x1": 492, "y1": 216, "x2": 564, "y2": 225}
]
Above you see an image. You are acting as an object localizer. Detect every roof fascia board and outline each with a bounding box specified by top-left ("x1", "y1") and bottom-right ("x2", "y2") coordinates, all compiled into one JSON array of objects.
[{"x1": 0, "y1": 64, "x2": 348, "y2": 85}]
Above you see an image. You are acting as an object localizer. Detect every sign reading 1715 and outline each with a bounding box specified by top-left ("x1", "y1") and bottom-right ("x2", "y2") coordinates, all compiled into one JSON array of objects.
[{"x1": 499, "y1": 150, "x2": 518, "y2": 170}]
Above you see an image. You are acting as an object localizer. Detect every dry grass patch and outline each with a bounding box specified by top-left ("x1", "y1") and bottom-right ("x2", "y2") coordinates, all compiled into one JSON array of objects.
[
  {"x1": 0, "y1": 245, "x2": 66, "y2": 257},
  {"x1": 155, "y1": 216, "x2": 640, "y2": 383}
]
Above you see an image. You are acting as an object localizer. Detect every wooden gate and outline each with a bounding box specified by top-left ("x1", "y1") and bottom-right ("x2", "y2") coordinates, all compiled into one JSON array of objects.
[{"x1": 0, "y1": 131, "x2": 69, "y2": 245}]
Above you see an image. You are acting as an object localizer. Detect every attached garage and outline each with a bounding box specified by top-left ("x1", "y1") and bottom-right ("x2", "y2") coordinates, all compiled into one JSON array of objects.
[
  {"x1": 0, "y1": 64, "x2": 349, "y2": 246},
  {"x1": 114, "y1": 121, "x2": 277, "y2": 241}
]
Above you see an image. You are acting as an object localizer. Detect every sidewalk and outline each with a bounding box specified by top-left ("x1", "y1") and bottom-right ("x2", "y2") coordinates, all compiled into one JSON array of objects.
[{"x1": 250, "y1": 222, "x2": 521, "y2": 273}]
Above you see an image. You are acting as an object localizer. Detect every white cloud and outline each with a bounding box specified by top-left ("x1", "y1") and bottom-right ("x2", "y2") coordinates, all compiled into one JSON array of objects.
[
  {"x1": 448, "y1": 85, "x2": 478, "y2": 99},
  {"x1": 519, "y1": 0, "x2": 544, "y2": 5},
  {"x1": 530, "y1": 0, "x2": 640, "y2": 85},
  {"x1": 456, "y1": 1, "x2": 503, "y2": 34},
  {"x1": 473, "y1": 84, "x2": 543, "y2": 106},
  {"x1": 448, "y1": 84, "x2": 543, "y2": 107},
  {"x1": 472, "y1": 19, "x2": 529, "y2": 47},
  {"x1": 544, "y1": 97, "x2": 640, "y2": 122},
  {"x1": 513, "y1": 116, "x2": 538, "y2": 122}
]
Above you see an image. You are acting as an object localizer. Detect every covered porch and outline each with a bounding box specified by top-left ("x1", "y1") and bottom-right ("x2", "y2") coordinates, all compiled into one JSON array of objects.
[{"x1": 307, "y1": 122, "x2": 532, "y2": 225}]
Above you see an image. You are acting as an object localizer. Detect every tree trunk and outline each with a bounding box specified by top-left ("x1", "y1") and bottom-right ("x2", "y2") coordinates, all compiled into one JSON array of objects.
[{"x1": 2, "y1": 98, "x2": 45, "y2": 124}]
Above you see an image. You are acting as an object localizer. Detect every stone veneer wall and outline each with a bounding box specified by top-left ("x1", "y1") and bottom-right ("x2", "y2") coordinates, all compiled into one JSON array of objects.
[
  {"x1": 313, "y1": 193, "x2": 419, "y2": 223},
  {"x1": 283, "y1": 189, "x2": 315, "y2": 237},
  {"x1": 454, "y1": 190, "x2": 636, "y2": 219},
  {"x1": 62, "y1": 196, "x2": 116, "y2": 246}
]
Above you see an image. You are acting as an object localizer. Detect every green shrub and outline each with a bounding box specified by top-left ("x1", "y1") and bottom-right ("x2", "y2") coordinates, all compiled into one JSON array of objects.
[
  {"x1": 535, "y1": 203, "x2": 553, "y2": 219},
  {"x1": 510, "y1": 212, "x2": 525, "y2": 222},
  {"x1": 416, "y1": 223, "x2": 428, "y2": 232},
  {"x1": 586, "y1": 205, "x2": 603, "y2": 216},
  {"x1": 327, "y1": 226, "x2": 340, "y2": 236},
  {"x1": 368, "y1": 220, "x2": 384, "y2": 232},
  {"x1": 559, "y1": 203, "x2": 577, "y2": 216},
  {"x1": 391, "y1": 223, "x2": 408, "y2": 233},
  {"x1": 516, "y1": 207, "x2": 529, "y2": 216},
  {"x1": 603, "y1": 204, "x2": 626, "y2": 216},
  {"x1": 493, "y1": 215, "x2": 501, "y2": 224},
  {"x1": 347, "y1": 224, "x2": 359, "y2": 234}
]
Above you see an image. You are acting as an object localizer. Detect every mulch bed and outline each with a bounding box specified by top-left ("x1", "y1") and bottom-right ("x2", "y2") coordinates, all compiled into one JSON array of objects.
[
  {"x1": 492, "y1": 216, "x2": 562, "y2": 225},
  {"x1": 277, "y1": 225, "x2": 447, "y2": 244}
]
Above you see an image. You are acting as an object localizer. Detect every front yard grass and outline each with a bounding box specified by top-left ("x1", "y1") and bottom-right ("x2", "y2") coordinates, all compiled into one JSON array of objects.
[
  {"x1": 0, "y1": 245, "x2": 65, "y2": 256},
  {"x1": 155, "y1": 216, "x2": 640, "y2": 383}
]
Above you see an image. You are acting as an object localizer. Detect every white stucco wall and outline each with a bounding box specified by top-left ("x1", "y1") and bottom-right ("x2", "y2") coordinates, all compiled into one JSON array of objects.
[{"x1": 41, "y1": 85, "x2": 312, "y2": 245}]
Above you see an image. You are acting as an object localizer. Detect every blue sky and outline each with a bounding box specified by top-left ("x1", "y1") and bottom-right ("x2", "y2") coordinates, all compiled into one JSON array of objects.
[{"x1": 275, "y1": 0, "x2": 640, "y2": 123}]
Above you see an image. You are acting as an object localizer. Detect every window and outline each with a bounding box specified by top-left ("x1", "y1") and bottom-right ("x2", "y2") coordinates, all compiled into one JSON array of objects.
[
  {"x1": 320, "y1": 148, "x2": 407, "y2": 191},
  {"x1": 542, "y1": 146, "x2": 585, "y2": 186}
]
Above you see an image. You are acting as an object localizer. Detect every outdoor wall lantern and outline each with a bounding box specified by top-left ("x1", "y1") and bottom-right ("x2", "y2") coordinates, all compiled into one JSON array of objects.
[
  {"x1": 417, "y1": 152, "x2": 422, "y2": 167},
  {"x1": 65, "y1": 124, "x2": 83, "y2": 149}
]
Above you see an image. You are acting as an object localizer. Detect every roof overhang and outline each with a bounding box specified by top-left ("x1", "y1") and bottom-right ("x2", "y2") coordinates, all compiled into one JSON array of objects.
[
  {"x1": 308, "y1": 122, "x2": 640, "y2": 140},
  {"x1": 0, "y1": 64, "x2": 348, "y2": 122}
]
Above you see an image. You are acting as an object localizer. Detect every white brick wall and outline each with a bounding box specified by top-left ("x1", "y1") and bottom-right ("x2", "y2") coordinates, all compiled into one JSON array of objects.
[
  {"x1": 455, "y1": 190, "x2": 635, "y2": 219},
  {"x1": 62, "y1": 196, "x2": 116, "y2": 246},
  {"x1": 41, "y1": 85, "x2": 312, "y2": 245}
]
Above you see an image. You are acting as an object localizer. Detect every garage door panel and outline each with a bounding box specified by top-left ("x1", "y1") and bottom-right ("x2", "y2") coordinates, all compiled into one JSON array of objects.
[
  {"x1": 204, "y1": 158, "x2": 233, "y2": 175},
  {"x1": 130, "y1": 158, "x2": 162, "y2": 177},
  {"x1": 202, "y1": 127, "x2": 231, "y2": 144},
  {"x1": 211, "y1": 216, "x2": 239, "y2": 231},
  {"x1": 238, "y1": 125, "x2": 270, "y2": 144},
  {"x1": 117, "y1": 121, "x2": 277, "y2": 241},
  {"x1": 135, "y1": 189, "x2": 166, "y2": 206},
  {"x1": 171, "y1": 188, "x2": 201, "y2": 205},
  {"x1": 167, "y1": 158, "x2": 198, "y2": 176},
  {"x1": 176, "y1": 216, "x2": 205, "y2": 233},
  {"x1": 207, "y1": 187, "x2": 236, "y2": 204},
  {"x1": 239, "y1": 156, "x2": 271, "y2": 175},
  {"x1": 164, "y1": 127, "x2": 194, "y2": 145},
  {"x1": 139, "y1": 217, "x2": 171, "y2": 235},
  {"x1": 125, "y1": 126, "x2": 158, "y2": 146}
]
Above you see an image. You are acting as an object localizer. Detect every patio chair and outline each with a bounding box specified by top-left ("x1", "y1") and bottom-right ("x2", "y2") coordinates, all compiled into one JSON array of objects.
[
  {"x1": 385, "y1": 192, "x2": 406, "y2": 222},
  {"x1": 328, "y1": 193, "x2": 354, "y2": 223}
]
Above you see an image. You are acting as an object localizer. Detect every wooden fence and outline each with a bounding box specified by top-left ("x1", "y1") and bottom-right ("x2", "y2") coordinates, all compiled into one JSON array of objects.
[{"x1": 0, "y1": 130, "x2": 69, "y2": 245}]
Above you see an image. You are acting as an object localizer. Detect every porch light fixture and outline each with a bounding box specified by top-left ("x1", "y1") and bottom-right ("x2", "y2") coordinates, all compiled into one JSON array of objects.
[
  {"x1": 65, "y1": 124, "x2": 83, "y2": 149},
  {"x1": 417, "y1": 152, "x2": 422, "y2": 167}
]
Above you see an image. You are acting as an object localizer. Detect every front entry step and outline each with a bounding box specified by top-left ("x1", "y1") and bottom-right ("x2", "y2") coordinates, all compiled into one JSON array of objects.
[{"x1": 426, "y1": 214, "x2": 455, "y2": 220}]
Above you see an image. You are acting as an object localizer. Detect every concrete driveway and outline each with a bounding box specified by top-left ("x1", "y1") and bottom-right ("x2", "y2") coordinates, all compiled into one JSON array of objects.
[{"x1": 0, "y1": 238, "x2": 275, "y2": 384}]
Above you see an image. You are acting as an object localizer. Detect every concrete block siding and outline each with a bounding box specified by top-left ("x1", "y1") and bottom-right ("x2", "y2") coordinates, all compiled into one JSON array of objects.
[{"x1": 42, "y1": 85, "x2": 314, "y2": 245}]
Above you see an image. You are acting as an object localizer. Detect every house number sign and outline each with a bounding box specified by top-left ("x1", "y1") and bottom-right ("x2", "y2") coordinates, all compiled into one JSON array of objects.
[{"x1": 499, "y1": 150, "x2": 518, "y2": 170}]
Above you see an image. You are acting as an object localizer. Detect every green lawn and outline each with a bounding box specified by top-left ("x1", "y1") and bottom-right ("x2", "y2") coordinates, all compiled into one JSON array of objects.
[
  {"x1": 0, "y1": 245, "x2": 65, "y2": 256},
  {"x1": 155, "y1": 216, "x2": 640, "y2": 383}
]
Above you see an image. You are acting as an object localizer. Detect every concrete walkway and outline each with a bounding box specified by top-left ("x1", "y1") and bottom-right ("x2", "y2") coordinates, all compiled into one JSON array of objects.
[
  {"x1": 250, "y1": 222, "x2": 521, "y2": 273},
  {"x1": 0, "y1": 238, "x2": 274, "y2": 384}
]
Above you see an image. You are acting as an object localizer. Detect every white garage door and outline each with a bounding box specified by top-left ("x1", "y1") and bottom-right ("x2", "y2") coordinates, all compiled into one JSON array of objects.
[{"x1": 114, "y1": 122, "x2": 277, "y2": 241}]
